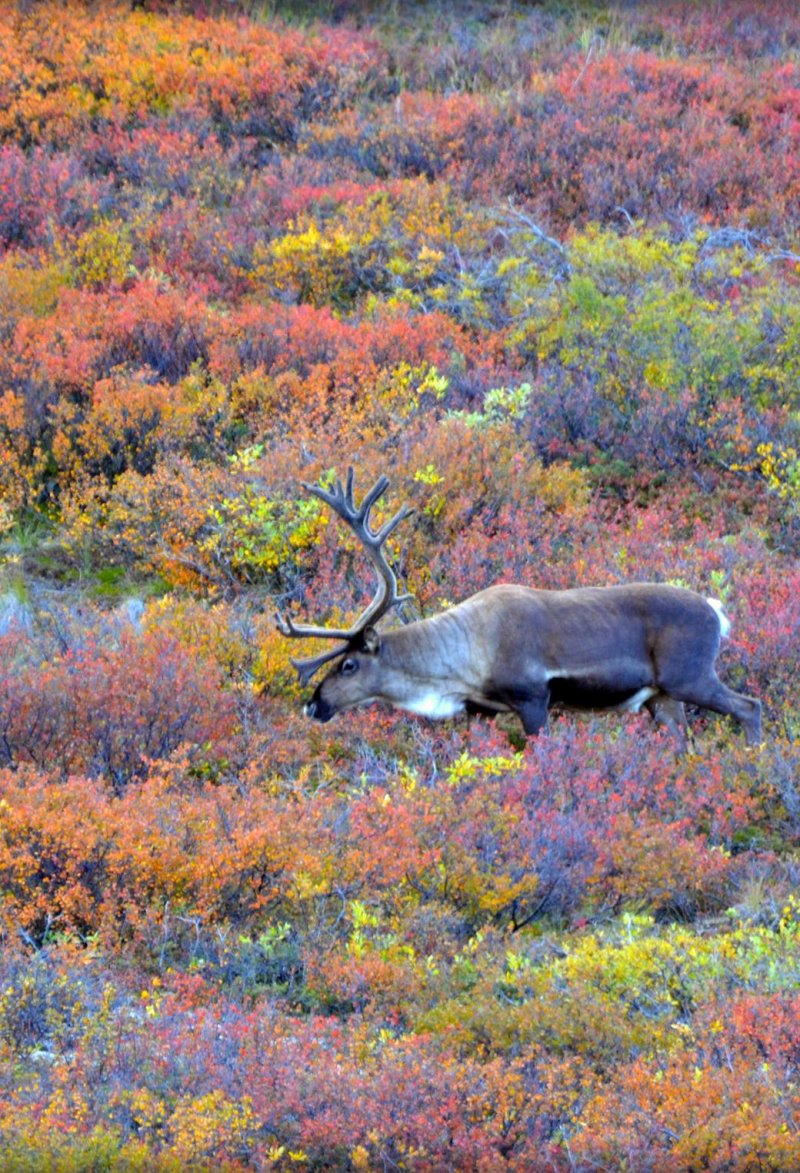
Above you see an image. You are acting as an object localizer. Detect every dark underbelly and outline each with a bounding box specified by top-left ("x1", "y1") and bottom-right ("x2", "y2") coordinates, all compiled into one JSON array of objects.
[{"x1": 548, "y1": 677, "x2": 650, "y2": 712}]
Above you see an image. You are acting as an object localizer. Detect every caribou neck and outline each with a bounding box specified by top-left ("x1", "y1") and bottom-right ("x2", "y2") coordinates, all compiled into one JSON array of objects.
[{"x1": 379, "y1": 607, "x2": 484, "y2": 685}]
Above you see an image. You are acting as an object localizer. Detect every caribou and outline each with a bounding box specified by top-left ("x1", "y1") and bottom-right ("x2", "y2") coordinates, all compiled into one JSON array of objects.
[{"x1": 276, "y1": 469, "x2": 762, "y2": 747}]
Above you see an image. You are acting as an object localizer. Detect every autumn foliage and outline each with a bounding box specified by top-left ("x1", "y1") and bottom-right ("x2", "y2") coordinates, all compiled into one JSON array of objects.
[{"x1": 1, "y1": 2, "x2": 799, "y2": 1168}]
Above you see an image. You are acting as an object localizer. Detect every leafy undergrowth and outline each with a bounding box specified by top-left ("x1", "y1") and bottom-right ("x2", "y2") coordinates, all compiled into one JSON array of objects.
[{"x1": 1, "y1": 0, "x2": 800, "y2": 1168}]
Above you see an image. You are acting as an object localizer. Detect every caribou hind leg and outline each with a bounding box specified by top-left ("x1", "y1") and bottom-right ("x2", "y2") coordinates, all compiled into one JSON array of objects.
[
  {"x1": 646, "y1": 694, "x2": 689, "y2": 749},
  {"x1": 662, "y1": 674, "x2": 762, "y2": 746}
]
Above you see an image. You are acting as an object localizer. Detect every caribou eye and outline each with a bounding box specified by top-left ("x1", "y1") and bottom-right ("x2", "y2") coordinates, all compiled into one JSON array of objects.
[{"x1": 341, "y1": 657, "x2": 358, "y2": 675}]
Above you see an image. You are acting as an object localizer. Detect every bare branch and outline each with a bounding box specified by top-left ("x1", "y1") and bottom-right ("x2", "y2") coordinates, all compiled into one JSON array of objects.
[
  {"x1": 765, "y1": 249, "x2": 800, "y2": 265},
  {"x1": 503, "y1": 200, "x2": 572, "y2": 275}
]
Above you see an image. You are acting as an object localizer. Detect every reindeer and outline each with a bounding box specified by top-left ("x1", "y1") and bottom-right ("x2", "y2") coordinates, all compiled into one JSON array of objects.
[{"x1": 276, "y1": 469, "x2": 762, "y2": 747}]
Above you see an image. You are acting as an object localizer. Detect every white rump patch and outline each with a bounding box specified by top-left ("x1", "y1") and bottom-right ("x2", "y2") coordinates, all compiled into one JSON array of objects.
[
  {"x1": 706, "y1": 597, "x2": 731, "y2": 639},
  {"x1": 401, "y1": 692, "x2": 465, "y2": 719}
]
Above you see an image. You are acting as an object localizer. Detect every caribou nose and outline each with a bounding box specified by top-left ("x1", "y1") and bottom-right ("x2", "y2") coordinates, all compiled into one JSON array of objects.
[{"x1": 305, "y1": 700, "x2": 318, "y2": 719}]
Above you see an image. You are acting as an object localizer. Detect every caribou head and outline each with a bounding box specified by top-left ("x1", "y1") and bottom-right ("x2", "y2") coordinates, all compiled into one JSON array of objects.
[{"x1": 275, "y1": 468, "x2": 415, "y2": 721}]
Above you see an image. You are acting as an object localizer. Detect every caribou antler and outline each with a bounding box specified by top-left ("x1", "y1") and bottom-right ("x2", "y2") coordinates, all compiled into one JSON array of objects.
[{"x1": 276, "y1": 468, "x2": 414, "y2": 686}]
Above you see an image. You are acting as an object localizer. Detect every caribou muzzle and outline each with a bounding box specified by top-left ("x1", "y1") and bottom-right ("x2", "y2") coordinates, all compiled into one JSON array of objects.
[{"x1": 305, "y1": 696, "x2": 335, "y2": 722}]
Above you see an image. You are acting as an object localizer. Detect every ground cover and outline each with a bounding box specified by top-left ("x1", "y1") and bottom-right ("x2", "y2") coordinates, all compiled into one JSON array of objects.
[{"x1": 0, "y1": 2, "x2": 799, "y2": 1167}]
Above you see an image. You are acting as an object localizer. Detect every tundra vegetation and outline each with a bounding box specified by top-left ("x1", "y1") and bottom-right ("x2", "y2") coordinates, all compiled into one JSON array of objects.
[{"x1": 0, "y1": 1, "x2": 799, "y2": 1168}]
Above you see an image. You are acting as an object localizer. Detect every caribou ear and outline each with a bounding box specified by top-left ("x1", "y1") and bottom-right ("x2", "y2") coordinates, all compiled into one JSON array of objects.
[{"x1": 362, "y1": 627, "x2": 381, "y2": 655}]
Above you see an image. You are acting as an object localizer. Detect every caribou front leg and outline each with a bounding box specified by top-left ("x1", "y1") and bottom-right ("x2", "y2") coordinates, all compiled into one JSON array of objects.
[{"x1": 515, "y1": 691, "x2": 550, "y2": 737}]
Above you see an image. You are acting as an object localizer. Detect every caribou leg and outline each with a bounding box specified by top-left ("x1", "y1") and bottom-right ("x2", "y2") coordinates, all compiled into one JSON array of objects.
[
  {"x1": 646, "y1": 694, "x2": 688, "y2": 750},
  {"x1": 662, "y1": 674, "x2": 762, "y2": 745},
  {"x1": 515, "y1": 693, "x2": 550, "y2": 736}
]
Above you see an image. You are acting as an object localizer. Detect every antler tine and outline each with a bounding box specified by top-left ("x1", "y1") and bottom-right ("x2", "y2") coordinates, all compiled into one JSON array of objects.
[
  {"x1": 302, "y1": 467, "x2": 391, "y2": 537},
  {"x1": 291, "y1": 646, "x2": 349, "y2": 688},
  {"x1": 345, "y1": 465, "x2": 357, "y2": 514},
  {"x1": 275, "y1": 610, "x2": 354, "y2": 643},
  {"x1": 373, "y1": 503, "x2": 415, "y2": 546},
  {"x1": 356, "y1": 474, "x2": 391, "y2": 529}
]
